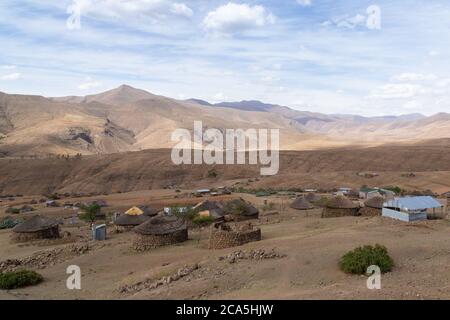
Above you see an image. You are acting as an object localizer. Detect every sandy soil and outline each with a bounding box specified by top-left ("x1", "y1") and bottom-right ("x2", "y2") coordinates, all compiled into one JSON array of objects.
[{"x1": 0, "y1": 191, "x2": 449, "y2": 300}]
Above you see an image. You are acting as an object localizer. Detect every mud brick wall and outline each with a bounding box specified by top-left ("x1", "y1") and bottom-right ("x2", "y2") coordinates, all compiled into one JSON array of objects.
[
  {"x1": 359, "y1": 207, "x2": 382, "y2": 217},
  {"x1": 11, "y1": 226, "x2": 60, "y2": 242},
  {"x1": 208, "y1": 228, "x2": 261, "y2": 249},
  {"x1": 322, "y1": 208, "x2": 360, "y2": 218},
  {"x1": 132, "y1": 229, "x2": 188, "y2": 251}
]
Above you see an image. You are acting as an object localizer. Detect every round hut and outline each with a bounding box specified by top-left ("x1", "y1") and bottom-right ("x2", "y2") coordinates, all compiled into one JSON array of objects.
[
  {"x1": 290, "y1": 197, "x2": 314, "y2": 210},
  {"x1": 12, "y1": 215, "x2": 60, "y2": 242},
  {"x1": 322, "y1": 195, "x2": 360, "y2": 218},
  {"x1": 193, "y1": 200, "x2": 225, "y2": 221},
  {"x1": 305, "y1": 193, "x2": 321, "y2": 203},
  {"x1": 359, "y1": 196, "x2": 384, "y2": 216},
  {"x1": 222, "y1": 198, "x2": 259, "y2": 221},
  {"x1": 208, "y1": 222, "x2": 261, "y2": 249},
  {"x1": 140, "y1": 206, "x2": 159, "y2": 217},
  {"x1": 114, "y1": 207, "x2": 151, "y2": 231},
  {"x1": 132, "y1": 215, "x2": 188, "y2": 251}
]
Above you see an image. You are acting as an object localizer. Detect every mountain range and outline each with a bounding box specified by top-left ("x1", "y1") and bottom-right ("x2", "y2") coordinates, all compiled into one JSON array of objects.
[{"x1": 0, "y1": 84, "x2": 449, "y2": 157}]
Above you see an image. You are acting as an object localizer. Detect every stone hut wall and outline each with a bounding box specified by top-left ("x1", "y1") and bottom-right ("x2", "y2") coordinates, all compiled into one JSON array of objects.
[
  {"x1": 11, "y1": 226, "x2": 60, "y2": 242},
  {"x1": 132, "y1": 229, "x2": 188, "y2": 251},
  {"x1": 115, "y1": 225, "x2": 136, "y2": 232},
  {"x1": 208, "y1": 225, "x2": 261, "y2": 249},
  {"x1": 232, "y1": 213, "x2": 259, "y2": 222},
  {"x1": 359, "y1": 207, "x2": 382, "y2": 217},
  {"x1": 322, "y1": 207, "x2": 359, "y2": 218}
]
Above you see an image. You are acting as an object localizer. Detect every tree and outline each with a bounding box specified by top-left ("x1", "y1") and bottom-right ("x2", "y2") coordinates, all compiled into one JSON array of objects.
[{"x1": 79, "y1": 203, "x2": 101, "y2": 223}]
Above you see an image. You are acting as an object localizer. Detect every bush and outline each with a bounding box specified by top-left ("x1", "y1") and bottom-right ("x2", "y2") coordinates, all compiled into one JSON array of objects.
[
  {"x1": 382, "y1": 186, "x2": 402, "y2": 194},
  {"x1": 339, "y1": 244, "x2": 394, "y2": 275},
  {"x1": 207, "y1": 169, "x2": 218, "y2": 178},
  {"x1": 192, "y1": 215, "x2": 214, "y2": 226},
  {"x1": 5, "y1": 207, "x2": 20, "y2": 214},
  {"x1": 79, "y1": 203, "x2": 101, "y2": 223},
  {"x1": 0, "y1": 217, "x2": 22, "y2": 230},
  {"x1": 0, "y1": 270, "x2": 43, "y2": 290}
]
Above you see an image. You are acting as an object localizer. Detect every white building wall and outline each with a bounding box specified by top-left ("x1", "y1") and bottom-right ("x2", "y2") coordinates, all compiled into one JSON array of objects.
[{"x1": 382, "y1": 208, "x2": 427, "y2": 222}]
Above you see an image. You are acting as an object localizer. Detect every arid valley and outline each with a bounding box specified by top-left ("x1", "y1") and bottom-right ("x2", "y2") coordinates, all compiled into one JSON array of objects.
[{"x1": 1, "y1": 86, "x2": 450, "y2": 300}]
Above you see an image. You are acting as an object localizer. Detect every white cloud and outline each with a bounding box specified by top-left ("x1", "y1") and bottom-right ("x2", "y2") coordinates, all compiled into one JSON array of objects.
[
  {"x1": 211, "y1": 92, "x2": 226, "y2": 102},
  {"x1": 428, "y1": 50, "x2": 440, "y2": 57},
  {"x1": 391, "y1": 73, "x2": 437, "y2": 82},
  {"x1": 370, "y1": 83, "x2": 424, "y2": 99},
  {"x1": 0, "y1": 65, "x2": 16, "y2": 70},
  {"x1": 170, "y1": 3, "x2": 193, "y2": 17},
  {"x1": 297, "y1": 0, "x2": 312, "y2": 6},
  {"x1": 203, "y1": 3, "x2": 276, "y2": 34},
  {"x1": 436, "y1": 78, "x2": 450, "y2": 87},
  {"x1": 402, "y1": 100, "x2": 421, "y2": 110},
  {"x1": 0, "y1": 72, "x2": 21, "y2": 81},
  {"x1": 79, "y1": 0, "x2": 194, "y2": 21},
  {"x1": 78, "y1": 77, "x2": 101, "y2": 90}
]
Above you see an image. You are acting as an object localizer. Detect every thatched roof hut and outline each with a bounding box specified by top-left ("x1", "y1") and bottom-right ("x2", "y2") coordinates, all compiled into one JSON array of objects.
[
  {"x1": 140, "y1": 206, "x2": 159, "y2": 217},
  {"x1": 193, "y1": 200, "x2": 225, "y2": 221},
  {"x1": 208, "y1": 222, "x2": 261, "y2": 249},
  {"x1": 222, "y1": 198, "x2": 259, "y2": 221},
  {"x1": 305, "y1": 193, "x2": 321, "y2": 203},
  {"x1": 125, "y1": 206, "x2": 144, "y2": 215},
  {"x1": 359, "y1": 196, "x2": 385, "y2": 217},
  {"x1": 12, "y1": 215, "x2": 60, "y2": 242},
  {"x1": 125, "y1": 205, "x2": 159, "y2": 217},
  {"x1": 114, "y1": 213, "x2": 150, "y2": 228},
  {"x1": 322, "y1": 196, "x2": 360, "y2": 218},
  {"x1": 290, "y1": 197, "x2": 314, "y2": 210},
  {"x1": 326, "y1": 195, "x2": 360, "y2": 209},
  {"x1": 132, "y1": 215, "x2": 188, "y2": 251},
  {"x1": 365, "y1": 196, "x2": 385, "y2": 209}
]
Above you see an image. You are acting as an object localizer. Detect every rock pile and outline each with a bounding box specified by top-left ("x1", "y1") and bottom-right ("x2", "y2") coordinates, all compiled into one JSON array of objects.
[
  {"x1": 0, "y1": 243, "x2": 90, "y2": 272},
  {"x1": 119, "y1": 264, "x2": 199, "y2": 294},
  {"x1": 219, "y1": 249, "x2": 286, "y2": 264}
]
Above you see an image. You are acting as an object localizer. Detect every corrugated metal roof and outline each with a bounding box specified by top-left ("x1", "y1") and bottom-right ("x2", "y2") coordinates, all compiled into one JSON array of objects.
[{"x1": 384, "y1": 196, "x2": 443, "y2": 211}]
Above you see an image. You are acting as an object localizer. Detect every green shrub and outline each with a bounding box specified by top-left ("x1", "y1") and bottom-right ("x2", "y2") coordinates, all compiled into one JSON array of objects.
[
  {"x1": 207, "y1": 169, "x2": 218, "y2": 178},
  {"x1": 192, "y1": 215, "x2": 214, "y2": 225},
  {"x1": 0, "y1": 217, "x2": 22, "y2": 230},
  {"x1": 6, "y1": 207, "x2": 20, "y2": 214},
  {"x1": 0, "y1": 270, "x2": 43, "y2": 290},
  {"x1": 339, "y1": 244, "x2": 394, "y2": 275},
  {"x1": 382, "y1": 186, "x2": 402, "y2": 194},
  {"x1": 79, "y1": 203, "x2": 101, "y2": 223}
]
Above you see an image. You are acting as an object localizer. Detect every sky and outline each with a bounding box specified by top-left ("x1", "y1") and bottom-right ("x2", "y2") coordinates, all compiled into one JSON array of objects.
[{"x1": 0, "y1": 0, "x2": 449, "y2": 116}]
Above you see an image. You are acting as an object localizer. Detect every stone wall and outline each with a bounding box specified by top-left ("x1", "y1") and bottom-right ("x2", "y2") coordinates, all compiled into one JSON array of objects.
[
  {"x1": 359, "y1": 207, "x2": 382, "y2": 217},
  {"x1": 11, "y1": 226, "x2": 60, "y2": 242},
  {"x1": 208, "y1": 223, "x2": 261, "y2": 249},
  {"x1": 115, "y1": 225, "x2": 135, "y2": 233},
  {"x1": 233, "y1": 214, "x2": 258, "y2": 222},
  {"x1": 322, "y1": 207, "x2": 360, "y2": 218},
  {"x1": 132, "y1": 229, "x2": 188, "y2": 251}
]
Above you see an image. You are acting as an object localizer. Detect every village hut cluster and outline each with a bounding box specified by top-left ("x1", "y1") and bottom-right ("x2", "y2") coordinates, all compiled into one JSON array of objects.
[
  {"x1": 111, "y1": 197, "x2": 262, "y2": 251},
  {"x1": 114, "y1": 206, "x2": 158, "y2": 231},
  {"x1": 289, "y1": 187, "x2": 446, "y2": 222},
  {"x1": 4, "y1": 184, "x2": 447, "y2": 253},
  {"x1": 11, "y1": 215, "x2": 60, "y2": 242}
]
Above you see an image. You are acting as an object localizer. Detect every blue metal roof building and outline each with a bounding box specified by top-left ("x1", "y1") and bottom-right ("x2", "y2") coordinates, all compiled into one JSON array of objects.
[{"x1": 382, "y1": 196, "x2": 444, "y2": 222}]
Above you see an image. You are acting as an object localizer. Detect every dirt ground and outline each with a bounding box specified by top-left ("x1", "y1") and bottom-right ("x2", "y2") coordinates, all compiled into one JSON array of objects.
[{"x1": 1, "y1": 190, "x2": 450, "y2": 300}]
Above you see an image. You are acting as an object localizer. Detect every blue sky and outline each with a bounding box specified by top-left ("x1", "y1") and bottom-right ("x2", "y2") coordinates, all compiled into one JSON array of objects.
[{"x1": 0, "y1": 0, "x2": 449, "y2": 116}]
